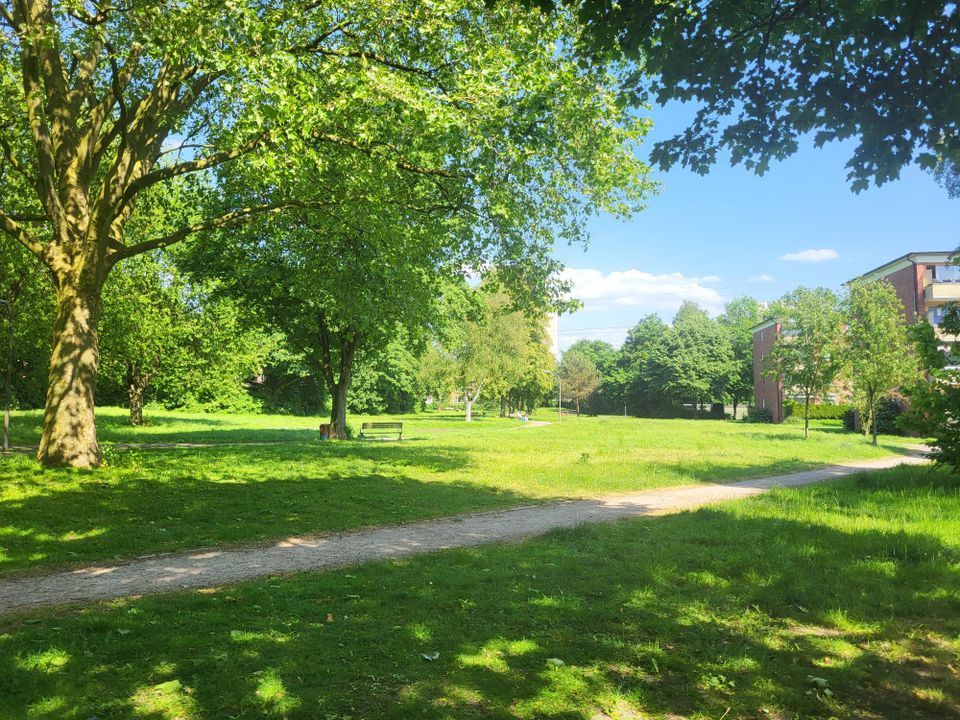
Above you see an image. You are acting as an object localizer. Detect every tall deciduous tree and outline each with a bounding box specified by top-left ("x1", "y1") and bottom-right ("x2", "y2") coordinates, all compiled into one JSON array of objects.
[
  {"x1": 0, "y1": 0, "x2": 651, "y2": 466},
  {"x1": 99, "y1": 252, "x2": 183, "y2": 425},
  {"x1": 719, "y1": 296, "x2": 763, "y2": 419},
  {"x1": 646, "y1": 302, "x2": 733, "y2": 417},
  {"x1": 845, "y1": 280, "x2": 919, "y2": 446},
  {"x1": 565, "y1": 339, "x2": 621, "y2": 413},
  {"x1": 446, "y1": 288, "x2": 554, "y2": 422},
  {"x1": 619, "y1": 314, "x2": 670, "y2": 414},
  {"x1": 767, "y1": 287, "x2": 844, "y2": 438}
]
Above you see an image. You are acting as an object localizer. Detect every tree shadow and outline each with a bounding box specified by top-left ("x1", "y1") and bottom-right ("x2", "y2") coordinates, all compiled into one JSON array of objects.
[
  {"x1": 2, "y1": 470, "x2": 958, "y2": 718},
  {"x1": 0, "y1": 443, "x2": 537, "y2": 575}
]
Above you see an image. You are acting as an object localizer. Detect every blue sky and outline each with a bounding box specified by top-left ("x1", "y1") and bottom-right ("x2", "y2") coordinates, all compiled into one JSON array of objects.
[{"x1": 554, "y1": 102, "x2": 959, "y2": 351}]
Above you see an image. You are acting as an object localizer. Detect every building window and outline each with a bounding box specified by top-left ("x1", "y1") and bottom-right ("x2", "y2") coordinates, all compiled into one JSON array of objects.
[
  {"x1": 929, "y1": 307, "x2": 948, "y2": 326},
  {"x1": 935, "y1": 265, "x2": 960, "y2": 283}
]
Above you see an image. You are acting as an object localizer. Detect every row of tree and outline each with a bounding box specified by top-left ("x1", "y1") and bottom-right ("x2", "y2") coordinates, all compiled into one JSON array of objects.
[
  {"x1": 1, "y1": 244, "x2": 559, "y2": 434},
  {"x1": 767, "y1": 282, "x2": 922, "y2": 443},
  {"x1": 556, "y1": 280, "x2": 934, "y2": 447},
  {"x1": 0, "y1": 0, "x2": 649, "y2": 466},
  {"x1": 557, "y1": 297, "x2": 763, "y2": 418}
]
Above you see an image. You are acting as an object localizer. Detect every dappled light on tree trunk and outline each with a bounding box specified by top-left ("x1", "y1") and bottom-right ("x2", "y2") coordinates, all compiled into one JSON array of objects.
[{"x1": 37, "y1": 284, "x2": 102, "y2": 468}]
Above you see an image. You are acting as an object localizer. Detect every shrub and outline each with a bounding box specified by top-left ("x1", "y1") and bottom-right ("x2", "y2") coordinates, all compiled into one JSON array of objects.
[
  {"x1": 842, "y1": 408, "x2": 856, "y2": 432},
  {"x1": 875, "y1": 396, "x2": 908, "y2": 435},
  {"x1": 745, "y1": 405, "x2": 773, "y2": 423},
  {"x1": 784, "y1": 400, "x2": 853, "y2": 420},
  {"x1": 841, "y1": 397, "x2": 907, "y2": 435},
  {"x1": 903, "y1": 373, "x2": 960, "y2": 468}
]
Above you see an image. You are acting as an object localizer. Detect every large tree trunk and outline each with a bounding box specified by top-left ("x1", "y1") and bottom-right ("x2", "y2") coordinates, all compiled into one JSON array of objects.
[
  {"x1": 37, "y1": 282, "x2": 102, "y2": 468},
  {"x1": 500, "y1": 396, "x2": 507, "y2": 417},
  {"x1": 804, "y1": 392, "x2": 811, "y2": 439},
  {"x1": 330, "y1": 381, "x2": 349, "y2": 439}
]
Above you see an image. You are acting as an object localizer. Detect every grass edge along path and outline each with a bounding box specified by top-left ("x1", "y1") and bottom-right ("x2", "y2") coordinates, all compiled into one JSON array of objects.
[
  {"x1": 0, "y1": 453, "x2": 927, "y2": 616},
  {"x1": 1, "y1": 412, "x2": 922, "y2": 577},
  {"x1": 2, "y1": 459, "x2": 957, "y2": 720}
]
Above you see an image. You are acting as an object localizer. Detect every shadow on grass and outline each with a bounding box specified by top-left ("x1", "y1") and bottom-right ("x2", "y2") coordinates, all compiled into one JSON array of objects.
[
  {"x1": 0, "y1": 443, "x2": 532, "y2": 575},
  {"x1": 2, "y1": 468, "x2": 958, "y2": 718},
  {"x1": 1, "y1": 430, "x2": 929, "y2": 577}
]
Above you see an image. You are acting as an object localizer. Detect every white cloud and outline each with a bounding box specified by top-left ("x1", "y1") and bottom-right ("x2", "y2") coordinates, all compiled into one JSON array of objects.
[
  {"x1": 559, "y1": 267, "x2": 727, "y2": 317},
  {"x1": 779, "y1": 248, "x2": 839, "y2": 263},
  {"x1": 747, "y1": 274, "x2": 776, "y2": 283}
]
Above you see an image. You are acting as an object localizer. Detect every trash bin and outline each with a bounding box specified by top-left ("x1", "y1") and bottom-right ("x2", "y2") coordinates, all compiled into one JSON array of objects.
[{"x1": 318, "y1": 423, "x2": 331, "y2": 440}]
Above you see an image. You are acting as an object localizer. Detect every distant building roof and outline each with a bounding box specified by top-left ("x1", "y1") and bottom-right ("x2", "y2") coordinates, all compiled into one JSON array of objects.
[
  {"x1": 749, "y1": 318, "x2": 778, "y2": 333},
  {"x1": 847, "y1": 251, "x2": 956, "y2": 285}
]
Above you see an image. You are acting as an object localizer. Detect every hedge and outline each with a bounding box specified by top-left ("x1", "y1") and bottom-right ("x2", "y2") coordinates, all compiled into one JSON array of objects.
[{"x1": 784, "y1": 400, "x2": 853, "y2": 420}]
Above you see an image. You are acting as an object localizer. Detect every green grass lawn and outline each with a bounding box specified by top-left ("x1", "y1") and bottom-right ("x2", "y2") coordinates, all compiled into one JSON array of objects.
[
  {"x1": 0, "y1": 407, "x2": 920, "y2": 576},
  {"x1": 2, "y1": 464, "x2": 957, "y2": 719}
]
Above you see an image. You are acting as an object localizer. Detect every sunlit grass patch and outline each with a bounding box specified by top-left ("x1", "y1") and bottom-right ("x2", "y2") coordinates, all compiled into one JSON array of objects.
[
  {"x1": 1, "y1": 408, "x2": 925, "y2": 575},
  {"x1": 3, "y1": 463, "x2": 957, "y2": 718}
]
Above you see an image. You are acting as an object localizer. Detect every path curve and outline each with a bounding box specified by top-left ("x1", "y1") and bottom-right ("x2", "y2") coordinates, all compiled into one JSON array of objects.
[{"x1": 0, "y1": 453, "x2": 927, "y2": 616}]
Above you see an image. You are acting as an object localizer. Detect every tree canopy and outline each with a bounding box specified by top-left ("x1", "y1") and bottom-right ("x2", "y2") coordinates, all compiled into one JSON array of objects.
[
  {"x1": 0, "y1": 0, "x2": 651, "y2": 465},
  {"x1": 554, "y1": 0, "x2": 960, "y2": 191},
  {"x1": 767, "y1": 287, "x2": 844, "y2": 438}
]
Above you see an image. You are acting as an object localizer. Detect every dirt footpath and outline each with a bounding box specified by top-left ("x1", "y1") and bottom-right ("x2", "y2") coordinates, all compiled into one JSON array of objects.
[{"x1": 0, "y1": 453, "x2": 927, "y2": 616}]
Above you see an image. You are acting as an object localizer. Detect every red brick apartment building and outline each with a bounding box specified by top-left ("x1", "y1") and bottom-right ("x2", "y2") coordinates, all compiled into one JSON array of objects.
[{"x1": 752, "y1": 251, "x2": 959, "y2": 421}]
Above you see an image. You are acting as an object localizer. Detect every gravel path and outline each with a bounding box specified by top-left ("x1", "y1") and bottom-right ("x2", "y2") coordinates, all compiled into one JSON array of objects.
[{"x1": 0, "y1": 453, "x2": 927, "y2": 616}]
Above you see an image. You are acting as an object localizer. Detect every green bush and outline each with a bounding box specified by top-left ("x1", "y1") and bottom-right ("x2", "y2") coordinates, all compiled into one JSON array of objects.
[
  {"x1": 745, "y1": 405, "x2": 773, "y2": 423},
  {"x1": 784, "y1": 400, "x2": 853, "y2": 420},
  {"x1": 876, "y1": 396, "x2": 908, "y2": 435},
  {"x1": 842, "y1": 408, "x2": 856, "y2": 432},
  {"x1": 841, "y1": 397, "x2": 907, "y2": 435}
]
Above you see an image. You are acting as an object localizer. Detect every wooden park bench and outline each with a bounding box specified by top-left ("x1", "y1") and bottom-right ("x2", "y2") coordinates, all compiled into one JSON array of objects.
[{"x1": 360, "y1": 421, "x2": 403, "y2": 441}]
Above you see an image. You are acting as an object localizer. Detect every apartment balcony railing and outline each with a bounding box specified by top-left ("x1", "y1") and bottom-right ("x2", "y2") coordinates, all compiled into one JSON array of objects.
[{"x1": 925, "y1": 282, "x2": 960, "y2": 302}]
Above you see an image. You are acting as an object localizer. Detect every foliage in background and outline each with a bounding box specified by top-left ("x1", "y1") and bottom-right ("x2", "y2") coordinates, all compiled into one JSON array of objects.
[
  {"x1": 349, "y1": 331, "x2": 424, "y2": 415},
  {"x1": 437, "y1": 287, "x2": 555, "y2": 421},
  {"x1": 0, "y1": 245, "x2": 52, "y2": 410},
  {"x1": 766, "y1": 287, "x2": 844, "y2": 438},
  {"x1": 904, "y1": 370, "x2": 960, "y2": 467},
  {"x1": 99, "y1": 252, "x2": 186, "y2": 425},
  {"x1": 559, "y1": 350, "x2": 601, "y2": 414},
  {"x1": 564, "y1": 339, "x2": 625, "y2": 414},
  {"x1": 784, "y1": 401, "x2": 852, "y2": 421},
  {"x1": 718, "y1": 296, "x2": 764, "y2": 417},
  {"x1": 908, "y1": 318, "x2": 950, "y2": 372},
  {"x1": 745, "y1": 405, "x2": 773, "y2": 424},
  {"x1": 618, "y1": 314, "x2": 672, "y2": 415},
  {"x1": 845, "y1": 280, "x2": 919, "y2": 446},
  {"x1": 645, "y1": 302, "x2": 735, "y2": 417}
]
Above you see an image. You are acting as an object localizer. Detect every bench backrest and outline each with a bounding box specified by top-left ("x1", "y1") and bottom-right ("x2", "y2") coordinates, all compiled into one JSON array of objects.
[{"x1": 362, "y1": 422, "x2": 403, "y2": 429}]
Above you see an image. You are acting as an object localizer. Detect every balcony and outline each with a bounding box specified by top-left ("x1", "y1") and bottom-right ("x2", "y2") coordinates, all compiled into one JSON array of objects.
[{"x1": 924, "y1": 282, "x2": 960, "y2": 302}]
